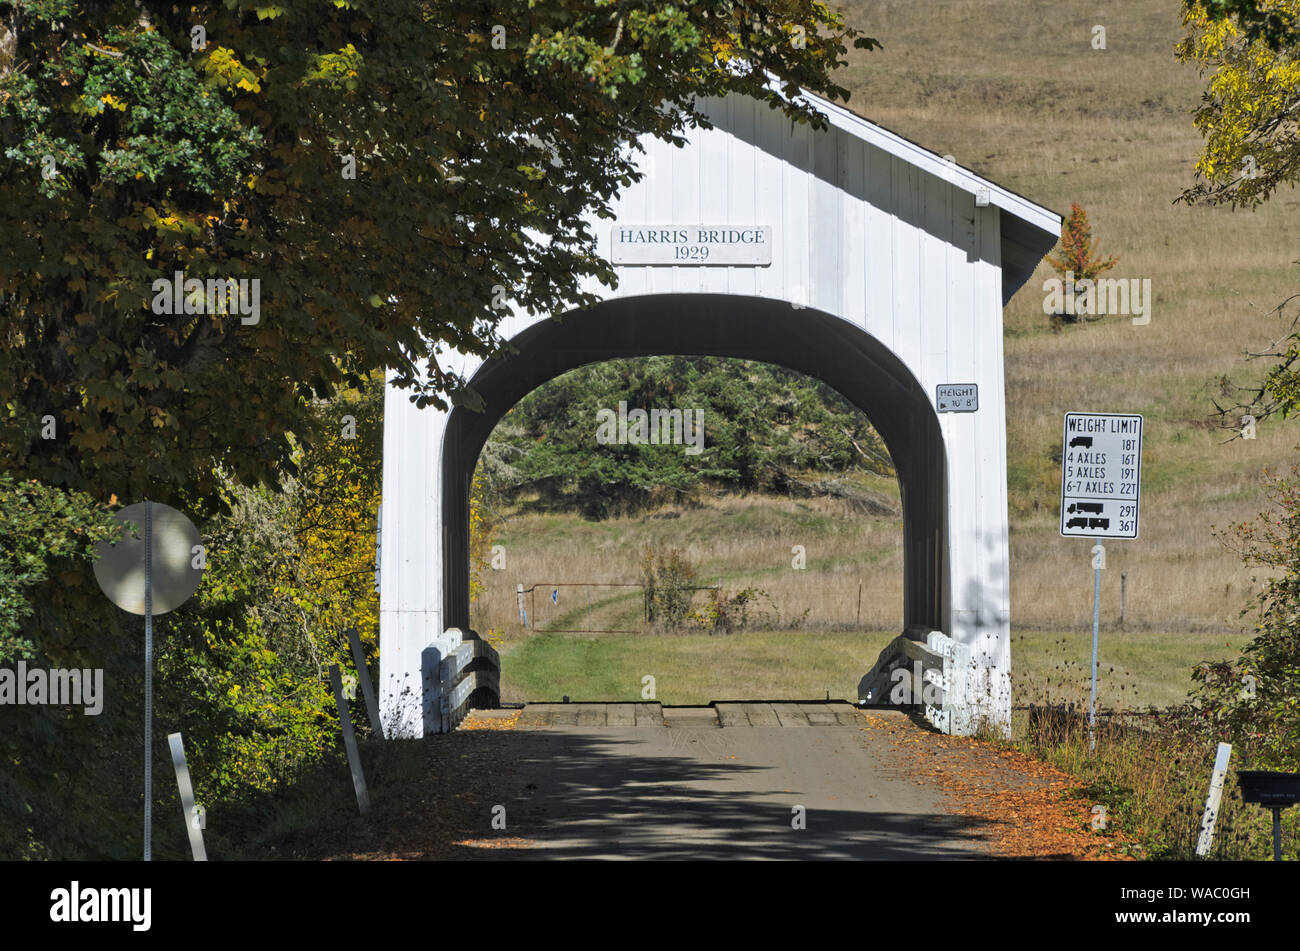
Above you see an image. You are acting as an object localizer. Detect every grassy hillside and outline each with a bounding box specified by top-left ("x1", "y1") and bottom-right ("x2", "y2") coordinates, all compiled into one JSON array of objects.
[
  {"x1": 833, "y1": 0, "x2": 1299, "y2": 632},
  {"x1": 474, "y1": 0, "x2": 1292, "y2": 704}
]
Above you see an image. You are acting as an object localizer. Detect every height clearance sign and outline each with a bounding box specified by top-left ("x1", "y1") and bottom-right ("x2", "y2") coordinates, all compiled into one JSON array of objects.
[{"x1": 1060, "y1": 413, "x2": 1143, "y2": 538}]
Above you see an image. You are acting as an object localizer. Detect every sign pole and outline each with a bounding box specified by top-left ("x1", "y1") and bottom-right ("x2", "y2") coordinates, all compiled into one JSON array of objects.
[
  {"x1": 91, "y1": 499, "x2": 206, "y2": 862},
  {"x1": 1272, "y1": 807, "x2": 1283, "y2": 862},
  {"x1": 143, "y1": 499, "x2": 152, "y2": 862},
  {"x1": 1089, "y1": 549, "x2": 1100, "y2": 752}
]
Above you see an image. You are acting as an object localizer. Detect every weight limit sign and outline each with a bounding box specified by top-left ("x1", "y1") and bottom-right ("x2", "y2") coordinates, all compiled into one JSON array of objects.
[{"x1": 1060, "y1": 412, "x2": 1143, "y2": 539}]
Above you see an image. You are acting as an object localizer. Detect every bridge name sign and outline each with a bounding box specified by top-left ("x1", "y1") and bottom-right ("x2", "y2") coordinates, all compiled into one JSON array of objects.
[
  {"x1": 1060, "y1": 412, "x2": 1143, "y2": 539},
  {"x1": 611, "y1": 225, "x2": 772, "y2": 266}
]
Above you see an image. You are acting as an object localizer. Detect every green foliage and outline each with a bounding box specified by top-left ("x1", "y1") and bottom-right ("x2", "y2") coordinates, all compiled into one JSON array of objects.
[
  {"x1": 639, "y1": 543, "x2": 698, "y2": 631},
  {"x1": 0, "y1": 0, "x2": 880, "y2": 860},
  {"x1": 1, "y1": 381, "x2": 385, "y2": 858},
  {"x1": 156, "y1": 485, "x2": 337, "y2": 803},
  {"x1": 1193, "y1": 459, "x2": 1300, "y2": 771},
  {"x1": 158, "y1": 375, "x2": 386, "y2": 804},
  {"x1": 1178, "y1": 0, "x2": 1300, "y2": 208},
  {"x1": 1189, "y1": 0, "x2": 1300, "y2": 51},
  {"x1": 0, "y1": 547, "x2": 146, "y2": 860},
  {"x1": 1069, "y1": 778, "x2": 1140, "y2": 835},
  {"x1": 487, "y1": 356, "x2": 892, "y2": 519},
  {"x1": 0, "y1": 474, "x2": 118, "y2": 662},
  {"x1": 0, "y1": 0, "x2": 877, "y2": 511},
  {"x1": 1179, "y1": 3, "x2": 1300, "y2": 425},
  {"x1": 0, "y1": 473, "x2": 133, "y2": 860},
  {"x1": 691, "y1": 584, "x2": 765, "y2": 635}
]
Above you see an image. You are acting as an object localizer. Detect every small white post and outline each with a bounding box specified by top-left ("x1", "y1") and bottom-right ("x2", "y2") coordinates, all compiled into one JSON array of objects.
[
  {"x1": 1196, "y1": 742, "x2": 1232, "y2": 857},
  {"x1": 167, "y1": 732, "x2": 207, "y2": 861},
  {"x1": 329, "y1": 663, "x2": 371, "y2": 814}
]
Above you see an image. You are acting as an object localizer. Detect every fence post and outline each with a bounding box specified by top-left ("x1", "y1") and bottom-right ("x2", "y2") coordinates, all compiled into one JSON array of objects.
[{"x1": 1120, "y1": 571, "x2": 1127, "y2": 628}]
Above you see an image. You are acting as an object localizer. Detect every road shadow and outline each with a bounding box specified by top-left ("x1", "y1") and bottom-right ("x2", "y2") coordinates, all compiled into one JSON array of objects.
[{"x1": 324, "y1": 727, "x2": 1009, "y2": 860}]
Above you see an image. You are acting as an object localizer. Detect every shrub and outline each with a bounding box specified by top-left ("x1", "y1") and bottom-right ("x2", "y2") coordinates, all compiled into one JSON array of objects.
[
  {"x1": 640, "y1": 544, "x2": 697, "y2": 631},
  {"x1": 691, "y1": 585, "x2": 764, "y2": 634}
]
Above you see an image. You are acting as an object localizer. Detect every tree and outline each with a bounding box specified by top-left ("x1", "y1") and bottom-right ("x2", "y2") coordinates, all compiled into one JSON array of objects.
[
  {"x1": 1178, "y1": 1, "x2": 1300, "y2": 430},
  {"x1": 1191, "y1": 0, "x2": 1300, "y2": 50},
  {"x1": 1043, "y1": 202, "x2": 1120, "y2": 326},
  {"x1": 1175, "y1": 4, "x2": 1300, "y2": 790},
  {"x1": 488, "y1": 356, "x2": 893, "y2": 519},
  {"x1": 0, "y1": 475, "x2": 117, "y2": 663},
  {"x1": 468, "y1": 468, "x2": 495, "y2": 607},
  {"x1": 0, "y1": 1, "x2": 879, "y2": 513},
  {"x1": 1178, "y1": 0, "x2": 1300, "y2": 208}
]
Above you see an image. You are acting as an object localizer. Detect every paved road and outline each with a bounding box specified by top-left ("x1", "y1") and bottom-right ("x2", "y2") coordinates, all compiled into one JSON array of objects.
[{"x1": 485, "y1": 702, "x2": 986, "y2": 859}]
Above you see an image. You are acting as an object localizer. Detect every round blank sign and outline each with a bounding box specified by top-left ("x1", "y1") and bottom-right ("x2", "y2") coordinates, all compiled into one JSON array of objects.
[{"x1": 93, "y1": 502, "x2": 204, "y2": 615}]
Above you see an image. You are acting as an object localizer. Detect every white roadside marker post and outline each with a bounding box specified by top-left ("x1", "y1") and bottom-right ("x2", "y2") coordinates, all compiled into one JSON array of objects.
[
  {"x1": 1196, "y1": 742, "x2": 1232, "y2": 858},
  {"x1": 329, "y1": 663, "x2": 371, "y2": 814},
  {"x1": 167, "y1": 732, "x2": 208, "y2": 861}
]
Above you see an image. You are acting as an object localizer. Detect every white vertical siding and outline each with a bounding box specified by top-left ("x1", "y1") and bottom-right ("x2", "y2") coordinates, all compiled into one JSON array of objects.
[
  {"x1": 839, "y1": 133, "x2": 866, "y2": 327},
  {"x1": 889, "y1": 154, "x2": 922, "y2": 375},
  {"x1": 725, "y1": 97, "x2": 758, "y2": 300},
  {"x1": 863, "y1": 142, "x2": 895, "y2": 347}
]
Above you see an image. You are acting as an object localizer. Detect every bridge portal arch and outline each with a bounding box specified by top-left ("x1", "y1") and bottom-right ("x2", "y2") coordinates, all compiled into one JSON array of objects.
[
  {"x1": 377, "y1": 89, "x2": 1060, "y2": 738},
  {"x1": 442, "y1": 295, "x2": 946, "y2": 636}
]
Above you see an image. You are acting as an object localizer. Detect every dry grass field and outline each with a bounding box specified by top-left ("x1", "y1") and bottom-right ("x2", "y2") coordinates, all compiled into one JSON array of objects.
[
  {"x1": 472, "y1": 0, "x2": 1293, "y2": 706},
  {"x1": 473, "y1": 494, "x2": 1246, "y2": 709},
  {"x1": 835, "y1": 0, "x2": 1299, "y2": 631}
]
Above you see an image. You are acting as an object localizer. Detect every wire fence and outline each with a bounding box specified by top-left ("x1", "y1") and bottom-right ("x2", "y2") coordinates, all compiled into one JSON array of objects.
[{"x1": 515, "y1": 582, "x2": 721, "y2": 633}]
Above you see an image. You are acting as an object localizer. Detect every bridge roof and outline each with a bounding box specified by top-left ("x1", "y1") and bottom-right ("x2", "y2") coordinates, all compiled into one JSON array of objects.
[{"x1": 779, "y1": 83, "x2": 1063, "y2": 304}]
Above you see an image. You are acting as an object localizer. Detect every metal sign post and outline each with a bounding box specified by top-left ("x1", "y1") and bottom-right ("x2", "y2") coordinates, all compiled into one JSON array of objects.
[
  {"x1": 1061, "y1": 413, "x2": 1143, "y2": 752},
  {"x1": 1238, "y1": 770, "x2": 1300, "y2": 861},
  {"x1": 1089, "y1": 544, "x2": 1100, "y2": 751},
  {"x1": 93, "y1": 500, "x2": 205, "y2": 862},
  {"x1": 144, "y1": 501, "x2": 152, "y2": 861}
]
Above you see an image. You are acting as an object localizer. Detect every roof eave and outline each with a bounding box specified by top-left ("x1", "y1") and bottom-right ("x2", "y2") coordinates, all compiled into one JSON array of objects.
[{"x1": 762, "y1": 79, "x2": 1062, "y2": 303}]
